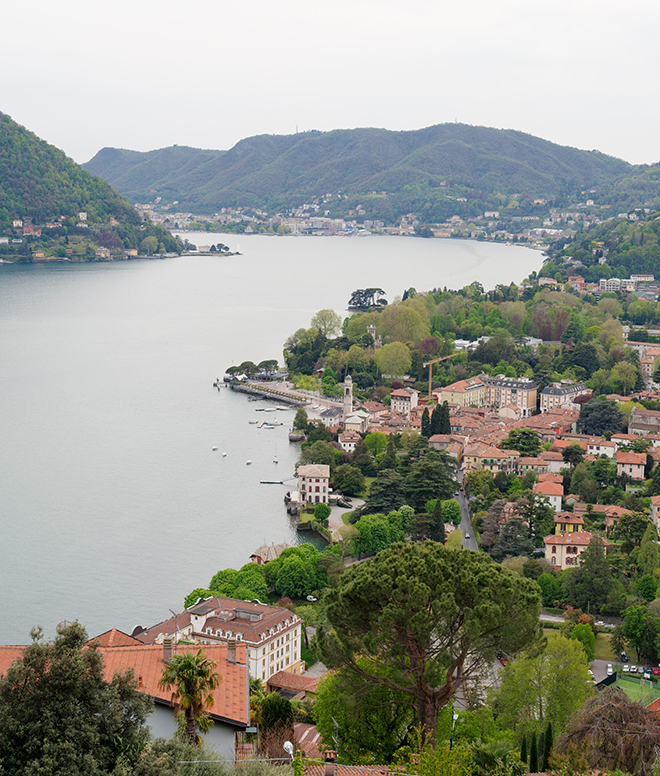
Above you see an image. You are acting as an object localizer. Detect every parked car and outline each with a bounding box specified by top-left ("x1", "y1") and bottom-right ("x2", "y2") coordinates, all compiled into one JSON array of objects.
[
  {"x1": 607, "y1": 664, "x2": 613, "y2": 675},
  {"x1": 638, "y1": 666, "x2": 646, "y2": 674},
  {"x1": 306, "y1": 595, "x2": 318, "y2": 602},
  {"x1": 496, "y1": 651, "x2": 506, "y2": 666},
  {"x1": 623, "y1": 665, "x2": 630, "y2": 673},
  {"x1": 621, "y1": 652, "x2": 629, "y2": 663},
  {"x1": 465, "y1": 533, "x2": 471, "y2": 539},
  {"x1": 652, "y1": 668, "x2": 660, "y2": 676},
  {"x1": 630, "y1": 665, "x2": 637, "y2": 673}
]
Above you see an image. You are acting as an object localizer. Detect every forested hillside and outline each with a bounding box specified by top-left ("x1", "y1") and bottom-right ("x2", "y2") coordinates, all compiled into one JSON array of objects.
[
  {"x1": 0, "y1": 111, "x2": 182, "y2": 259},
  {"x1": 84, "y1": 124, "x2": 638, "y2": 218},
  {"x1": 547, "y1": 212, "x2": 660, "y2": 282}
]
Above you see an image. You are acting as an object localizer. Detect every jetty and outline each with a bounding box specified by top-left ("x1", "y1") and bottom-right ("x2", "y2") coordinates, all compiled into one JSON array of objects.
[{"x1": 224, "y1": 379, "x2": 307, "y2": 407}]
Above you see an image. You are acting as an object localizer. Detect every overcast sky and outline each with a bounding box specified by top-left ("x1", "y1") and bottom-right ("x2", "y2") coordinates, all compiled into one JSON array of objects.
[{"x1": 2, "y1": 0, "x2": 659, "y2": 166}]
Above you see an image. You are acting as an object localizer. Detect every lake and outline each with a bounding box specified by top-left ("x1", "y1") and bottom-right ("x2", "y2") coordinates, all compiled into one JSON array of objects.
[{"x1": 0, "y1": 234, "x2": 541, "y2": 643}]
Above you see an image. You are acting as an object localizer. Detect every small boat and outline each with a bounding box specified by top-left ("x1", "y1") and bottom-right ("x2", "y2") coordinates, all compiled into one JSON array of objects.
[
  {"x1": 273, "y1": 455, "x2": 279, "y2": 463},
  {"x1": 246, "y1": 460, "x2": 252, "y2": 465},
  {"x1": 222, "y1": 452, "x2": 227, "y2": 457},
  {"x1": 212, "y1": 446, "x2": 218, "y2": 451},
  {"x1": 249, "y1": 420, "x2": 258, "y2": 424}
]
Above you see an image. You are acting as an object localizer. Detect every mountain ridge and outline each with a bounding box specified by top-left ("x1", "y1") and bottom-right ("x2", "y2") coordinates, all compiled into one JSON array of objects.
[{"x1": 84, "y1": 124, "x2": 640, "y2": 217}]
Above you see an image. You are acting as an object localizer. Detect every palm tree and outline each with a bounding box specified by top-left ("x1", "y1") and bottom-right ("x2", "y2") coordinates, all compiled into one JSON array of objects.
[{"x1": 158, "y1": 649, "x2": 221, "y2": 745}]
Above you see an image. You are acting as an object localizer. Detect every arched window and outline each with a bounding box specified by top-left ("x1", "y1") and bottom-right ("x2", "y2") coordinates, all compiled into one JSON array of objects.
[
  {"x1": 551, "y1": 556, "x2": 556, "y2": 565},
  {"x1": 552, "y1": 546, "x2": 556, "y2": 554}
]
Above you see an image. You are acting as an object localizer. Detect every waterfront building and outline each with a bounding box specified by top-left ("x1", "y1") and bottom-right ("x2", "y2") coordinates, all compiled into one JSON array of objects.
[
  {"x1": 297, "y1": 464, "x2": 330, "y2": 506},
  {"x1": 135, "y1": 597, "x2": 302, "y2": 682}
]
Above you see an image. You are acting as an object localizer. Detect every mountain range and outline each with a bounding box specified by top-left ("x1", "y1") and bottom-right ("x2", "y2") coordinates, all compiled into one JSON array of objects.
[{"x1": 83, "y1": 124, "x2": 659, "y2": 219}]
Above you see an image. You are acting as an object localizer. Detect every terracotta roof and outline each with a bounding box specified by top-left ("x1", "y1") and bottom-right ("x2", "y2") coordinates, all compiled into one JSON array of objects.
[
  {"x1": 535, "y1": 481, "x2": 563, "y2": 496},
  {"x1": 543, "y1": 530, "x2": 608, "y2": 547},
  {"x1": 267, "y1": 670, "x2": 319, "y2": 694},
  {"x1": 539, "y1": 472, "x2": 563, "y2": 482},
  {"x1": 617, "y1": 451, "x2": 646, "y2": 465},
  {"x1": 89, "y1": 628, "x2": 144, "y2": 647},
  {"x1": 539, "y1": 450, "x2": 564, "y2": 461},
  {"x1": 0, "y1": 642, "x2": 249, "y2": 727},
  {"x1": 295, "y1": 722, "x2": 323, "y2": 758},
  {"x1": 554, "y1": 513, "x2": 584, "y2": 525},
  {"x1": 304, "y1": 765, "x2": 395, "y2": 776},
  {"x1": 100, "y1": 642, "x2": 249, "y2": 725}
]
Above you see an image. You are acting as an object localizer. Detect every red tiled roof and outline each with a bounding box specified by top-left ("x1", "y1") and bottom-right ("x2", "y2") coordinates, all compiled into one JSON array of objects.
[
  {"x1": 267, "y1": 670, "x2": 319, "y2": 694},
  {"x1": 89, "y1": 628, "x2": 144, "y2": 647},
  {"x1": 0, "y1": 642, "x2": 249, "y2": 726}
]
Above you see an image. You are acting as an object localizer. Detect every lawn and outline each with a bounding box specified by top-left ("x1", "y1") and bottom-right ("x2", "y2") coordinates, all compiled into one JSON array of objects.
[
  {"x1": 447, "y1": 529, "x2": 463, "y2": 549},
  {"x1": 593, "y1": 631, "x2": 618, "y2": 662},
  {"x1": 301, "y1": 639, "x2": 317, "y2": 669}
]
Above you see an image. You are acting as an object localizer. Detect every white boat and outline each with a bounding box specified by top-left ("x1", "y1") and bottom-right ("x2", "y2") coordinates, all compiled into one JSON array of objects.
[
  {"x1": 212, "y1": 446, "x2": 218, "y2": 451},
  {"x1": 273, "y1": 456, "x2": 278, "y2": 463},
  {"x1": 246, "y1": 460, "x2": 252, "y2": 465},
  {"x1": 248, "y1": 420, "x2": 258, "y2": 424},
  {"x1": 222, "y1": 452, "x2": 227, "y2": 457}
]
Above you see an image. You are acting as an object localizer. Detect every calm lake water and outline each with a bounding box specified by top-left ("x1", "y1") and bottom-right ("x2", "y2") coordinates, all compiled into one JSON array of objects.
[{"x1": 0, "y1": 235, "x2": 542, "y2": 644}]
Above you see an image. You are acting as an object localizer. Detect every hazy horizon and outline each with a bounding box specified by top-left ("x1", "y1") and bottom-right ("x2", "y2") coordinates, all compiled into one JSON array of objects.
[{"x1": 2, "y1": 0, "x2": 659, "y2": 168}]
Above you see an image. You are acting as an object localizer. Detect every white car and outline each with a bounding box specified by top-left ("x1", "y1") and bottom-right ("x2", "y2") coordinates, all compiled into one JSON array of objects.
[
  {"x1": 623, "y1": 665, "x2": 630, "y2": 673},
  {"x1": 306, "y1": 595, "x2": 317, "y2": 602},
  {"x1": 607, "y1": 664, "x2": 613, "y2": 675}
]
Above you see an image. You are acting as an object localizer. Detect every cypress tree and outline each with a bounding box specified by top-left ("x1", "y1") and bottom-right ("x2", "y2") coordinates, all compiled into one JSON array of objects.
[
  {"x1": 520, "y1": 734, "x2": 527, "y2": 764},
  {"x1": 529, "y1": 730, "x2": 538, "y2": 773},
  {"x1": 421, "y1": 407, "x2": 431, "y2": 438},
  {"x1": 440, "y1": 401, "x2": 451, "y2": 434},
  {"x1": 430, "y1": 404, "x2": 442, "y2": 435},
  {"x1": 430, "y1": 498, "x2": 446, "y2": 544},
  {"x1": 542, "y1": 721, "x2": 553, "y2": 772}
]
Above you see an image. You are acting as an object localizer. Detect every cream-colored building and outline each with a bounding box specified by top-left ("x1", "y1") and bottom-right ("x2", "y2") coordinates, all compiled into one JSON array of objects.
[
  {"x1": 544, "y1": 531, "x2": 608, "y2": 571},
  {"x1": 297, "y1": 463, "x2": 330, "y2": 506},
  {"x1": 434, "y1": 377, "x2": 487, "y2": 407},
  {"x1": 136, "y1": 597, "x2": 302, "y2": 682},
  {"x1": 483, "y1": 375, "x2": 538, "y2": 418}
]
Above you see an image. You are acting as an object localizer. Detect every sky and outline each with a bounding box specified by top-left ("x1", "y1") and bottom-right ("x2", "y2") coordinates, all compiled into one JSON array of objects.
[{"x1": 2, "y1": 0, "x2": 659, "y2": 166}]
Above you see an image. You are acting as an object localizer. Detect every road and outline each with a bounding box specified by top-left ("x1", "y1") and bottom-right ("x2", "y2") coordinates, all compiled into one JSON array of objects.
[{"x1": 455, "y1": 469, "x2": 478, "y2": 551}]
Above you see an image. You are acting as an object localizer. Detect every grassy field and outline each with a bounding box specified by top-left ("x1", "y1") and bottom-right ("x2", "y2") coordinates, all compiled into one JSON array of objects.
[
  {"x1": 615, "y1": 675, "x2": 660, "y2": 703},
  {"x1": 447, "y1": 529, "x2": 463, "y2": 549},
  {"x1": 541, "y1": 627, "x2": 618, "y2": 662}
]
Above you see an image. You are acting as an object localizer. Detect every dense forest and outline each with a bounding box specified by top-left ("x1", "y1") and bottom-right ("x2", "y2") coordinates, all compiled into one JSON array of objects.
[
  {"x1": 83, "y1": 124, "x2": 652, "y2": 219},
  {"x1": 0, "y1": 112, "x2": 183, "y2": 258}
]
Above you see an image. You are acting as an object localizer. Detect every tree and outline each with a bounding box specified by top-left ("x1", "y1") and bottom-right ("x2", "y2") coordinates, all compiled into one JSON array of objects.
[
  {"x1": 140, "y1": 235, "x2": 158, "y2": 255},
  {"x1": 314, "y1": 662, "x2": 416, "y2": 762},
  {"x1": 311, "y1": 309, "x2": 342, "y2": 338},
  {"x1": 529, "y1": 730, "x2": 538, "y2": 773},
  {"x1": 361, "y1": 469, "x2": 405, "y2": 516},
  {"x1": 615, "y1": 512, "x2": 652, "y2": 554},
  {"x1": 293, "y1": 408, "x2": 308, "y2": 431},
  {"x1": 333, "y1": 464, "x2": 366, "y2": 496},
  {"x1": 637, "y1": 524, "x2": 659, "y2": 576},
  {"x1": 158, "y1": 649, "x2": 220, "y2": 745},
  {"x1": 635, "y1": 574, "x2": 658, "y2": 602},
  {"x1": 404, "y1": 452, "x2": 456, "y2": 512},
  {"x1": 316, "y1": 542, "x2": 541, "y2": 745},
  {"x1": 571, "y1": 623, "x2": 596, "y2": 661},
  {"x1": 563, "y1": 537, "x2": 612, "y2": 612},
  {"x1": 376, "y1": 342, "x2": 411, "y2": 379},
  {"x1": 348, "y1": 288, "x2": 387, "y2": 310},
  {"x1": 578, "y1": 399, "x2": 625, "y2": 436},
  {"x1": 0, "y1": 623, "x2": 153, "y2": 775},
  {"x1": 441, "y1": 498, "x2": 462, "y2": 527},
  {"x1": 380, "y1": 436, "x2": 398, "y2": 471},
  {"x1": 260, "y1": 691, "x2": 294, "y2": 732},
  {"x1": 421, "y1": 407, "x2": 431, "y2": 438},
  {"x1": 430, "y1": 498, "x2": 447, "y2": 543},
  {"x1": 314, "y1": 502, "x2": 331, "y2": 525},
  {"x1": 500, "y1": 429, "x2": 541, "y2": 457},
  {"x1": 557, "y1": 688, "x2": 660, "y2": 776},
  {"x1": 274, "y1": 555, "x2": 316, "y2": 598},
  {"x1": 562, "y1": 443, "x2": 585, "y2": 469},
  {"x1": 621, "y1": 605, "x2": 660, "y2": 663},
  {"x1": 492, "y1": 634, "x2": 593, "y2": 737}
]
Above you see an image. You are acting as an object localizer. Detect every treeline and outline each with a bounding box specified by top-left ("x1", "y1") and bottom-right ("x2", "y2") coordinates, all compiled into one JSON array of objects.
[{"x1": 284, "y1": 283, "x2": 649, "y2": 405}]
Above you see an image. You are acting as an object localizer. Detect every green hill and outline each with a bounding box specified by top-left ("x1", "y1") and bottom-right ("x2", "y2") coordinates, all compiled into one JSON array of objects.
[
  {"x1": 0, "y1": 112, "x2": 182, "y2": 260},
  {"x1": 84, "y1": 124, "x2": 639, "y2": 218}
]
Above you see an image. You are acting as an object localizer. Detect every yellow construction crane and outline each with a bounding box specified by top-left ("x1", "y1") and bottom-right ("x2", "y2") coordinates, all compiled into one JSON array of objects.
[{"x1": 423, "y1": 353, "x2": 456, "y2": 402}]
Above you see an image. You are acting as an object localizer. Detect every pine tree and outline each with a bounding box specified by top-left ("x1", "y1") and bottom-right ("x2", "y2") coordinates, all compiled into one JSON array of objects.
[
  {"x1": 542, "y1": 721, "x2": 553, "y2": 771},
  {"x1": 520, "y1": 734, "x2": 527, "y2": 763},
  {"x1": 529, "y1": 730, "x2": 538, "y2": 773},
  {"x1": 421, "y1": 407, "x2": 431, "y2": 438}
]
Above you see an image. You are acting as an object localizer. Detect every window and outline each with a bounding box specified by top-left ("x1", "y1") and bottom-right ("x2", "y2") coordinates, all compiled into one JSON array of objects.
[{"x1": 552, "y1": 546, "x2": 556, "y2": 553}]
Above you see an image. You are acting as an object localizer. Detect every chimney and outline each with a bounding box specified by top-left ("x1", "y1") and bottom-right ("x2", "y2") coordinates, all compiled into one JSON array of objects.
[
  {"x1": 324, "y1": 751, "x2": 336, "y2": 776},
  {"x1": 162, "y1": 636, "x2": 173, "y2": 663},
  {"x1": 227, "y1": 637, "x2": 237, "y2": 664}
]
